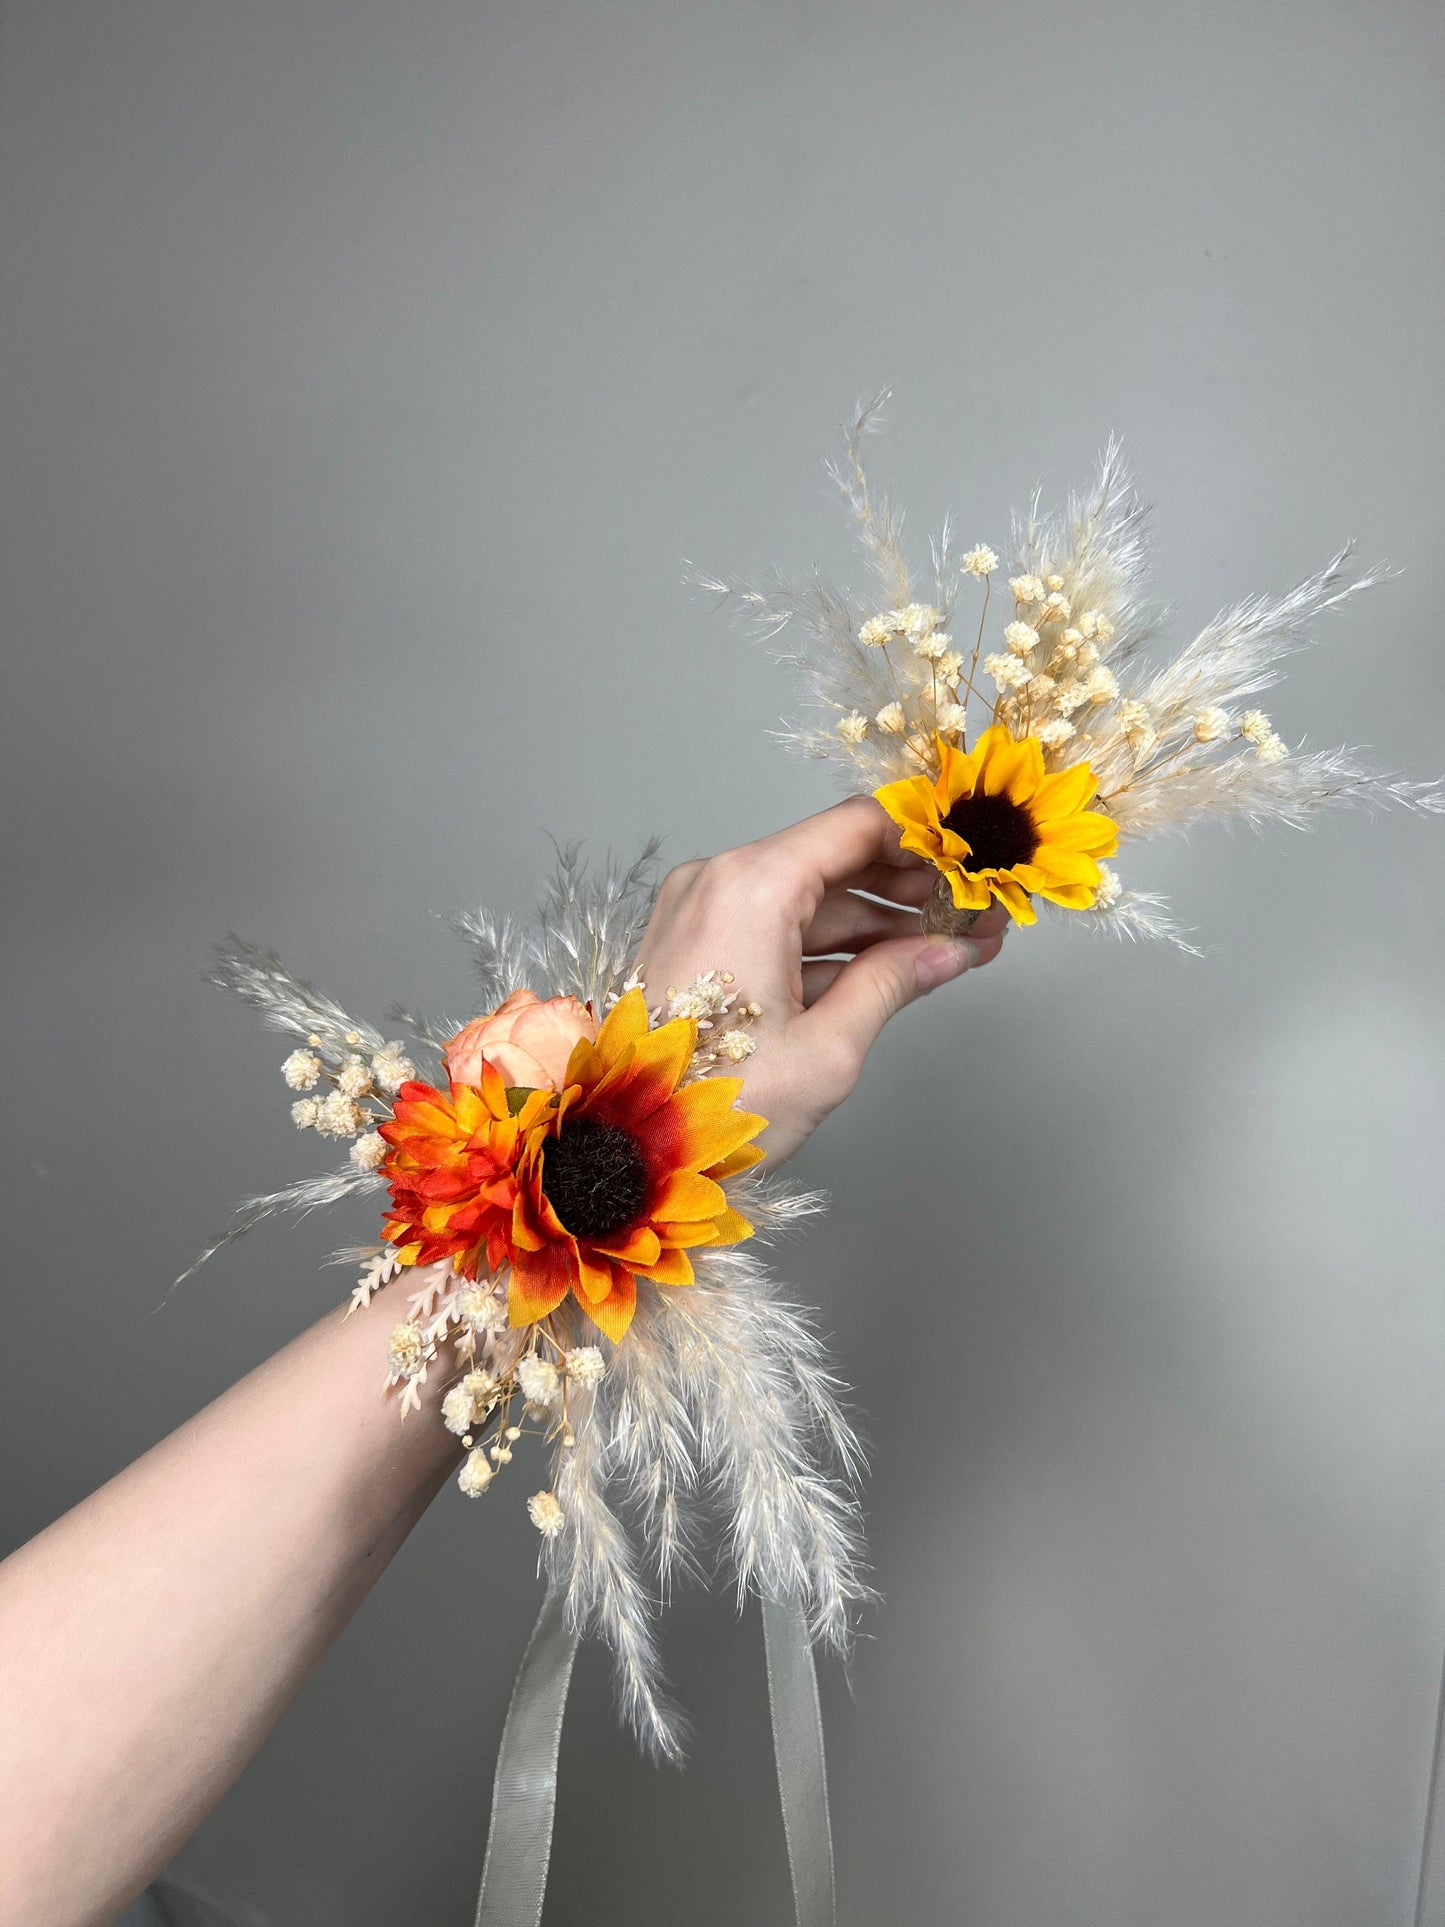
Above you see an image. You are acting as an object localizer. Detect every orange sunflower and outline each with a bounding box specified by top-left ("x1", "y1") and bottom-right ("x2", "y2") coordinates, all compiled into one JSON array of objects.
[
  {"x1": 379, "y1": 1059, "x2": 555, "y2": 1278},
  {"x1": 874, "y1": 724, "x2": 1119, "y2": 926},
  {"x1": 508, "y1": 986, "x2": 767, "y2": 1342}
]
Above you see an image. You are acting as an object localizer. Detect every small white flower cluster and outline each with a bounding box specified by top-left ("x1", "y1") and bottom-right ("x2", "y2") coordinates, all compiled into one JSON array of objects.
[
  {"x1": 1241, "y1": 708, "x2": 1287, "y2": 762},
  {"x1": 527, "y1": 1490, "x2": 565, "y2": 1538},
  {"x1": 442, "y1": 1369, "x2": 497, "y2": 1435},
  {"x1": 283, "y1": 1035, "x2": 416, "y2": 1147},
  {"x1": 659, "y1": 969, "x2": 763, "y2": 1076},
  {"x1": 458, "y1": 1283, "x2": 509, "y2": 1334},
  {"x1": 858, "y1": 601, "x2": 942, "y2": 648},
  {"x1": 518, "y1": 1354, "x2": 560, "y2": 1408}
]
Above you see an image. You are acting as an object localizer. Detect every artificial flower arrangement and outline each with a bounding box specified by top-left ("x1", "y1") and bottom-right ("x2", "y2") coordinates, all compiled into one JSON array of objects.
[
  {"x1": 187, "y1": 846, "x2": 866, "y2": 1772},
  {"x1": 180, "y1": 395, "x2": 1438, "y2": 1924},
  {"x1": 696, "y1": 392, "x2": 1441, "y2": 946}
]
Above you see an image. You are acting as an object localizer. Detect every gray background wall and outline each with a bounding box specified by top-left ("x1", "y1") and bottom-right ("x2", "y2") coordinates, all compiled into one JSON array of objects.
[{"x1": 3, "y1": 3, "x2": 1444, "y2": 1924}]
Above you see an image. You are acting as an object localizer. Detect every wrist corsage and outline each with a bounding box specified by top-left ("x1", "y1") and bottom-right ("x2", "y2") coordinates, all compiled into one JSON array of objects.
[
  {"x1": 181, "y1": 843, "x2": 862, "y2": 1925},
  {"x1": 695, "y1": 392, "x2": 1441, "y2": 946}
]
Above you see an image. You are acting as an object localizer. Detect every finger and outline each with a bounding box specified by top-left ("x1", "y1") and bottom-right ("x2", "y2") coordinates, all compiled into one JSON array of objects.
[
  {"x1": 800, "y1": 959, "x2": 846, "y2": 1007},
  {"x1": 752, "y1": 794, "x2": 917, "y2": 892},
  {"x1": 802, "y1": 928, "x2": 1002, "y2": 1066},
  {"x1": 802, "y1": 890, "x2": 922, "y2": 955}
]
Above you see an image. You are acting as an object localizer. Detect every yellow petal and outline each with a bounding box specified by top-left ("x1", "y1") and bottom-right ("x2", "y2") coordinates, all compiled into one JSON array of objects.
[
  {"x1": 707, "y1": 1205, "x2": 754, "y2": 1246},
  {"x1": 873, "y1": 777, "x2": 940, "y2": 835},
  {"x1": 988, "y1": 876, "x2": 1038, "y2": 925},
  {"x1": 1032, "y1": 762, "x2": 1101, "y2": 820},
  {"x1": 948, "y1": 866, "x2": 992, "y2": 911},
  {"x1": 636, "y1": 1244, "x2": 696, "y2": 1287},
  {"x1": 586, "y1": 1270, "x2": 637, "y2": 1342},
  {"x1": 707, "y1": 1142, "x2": 766, "y2": 1181}
]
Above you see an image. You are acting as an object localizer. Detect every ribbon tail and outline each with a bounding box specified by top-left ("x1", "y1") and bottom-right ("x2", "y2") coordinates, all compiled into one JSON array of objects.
[
  {"x1": 474, "y1": 1583, "x2": 582, "y2": 1927},
  {"x1": 762, "y1": 1593, "x2": 838, "y2": 1927}
]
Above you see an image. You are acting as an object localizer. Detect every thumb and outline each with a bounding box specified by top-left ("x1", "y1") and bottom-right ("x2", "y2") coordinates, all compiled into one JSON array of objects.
[{"x1": 804, "y1": 931, "x2": 984, "y2": 1066}]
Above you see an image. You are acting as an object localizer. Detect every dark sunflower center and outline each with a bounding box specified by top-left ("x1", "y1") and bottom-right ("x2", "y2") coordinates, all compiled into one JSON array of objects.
[
  {"x1": 540, "y1": 1117, "x2": 649, "y2": 1240},
  {"x1": 942, "y1": 792, "x2": 1038, "y2": 872}
]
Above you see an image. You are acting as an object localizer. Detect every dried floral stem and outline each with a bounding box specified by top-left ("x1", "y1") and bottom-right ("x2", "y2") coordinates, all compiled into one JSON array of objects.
[{"x1": 919, "y1": 876, "x2": 982, "y2": 937}]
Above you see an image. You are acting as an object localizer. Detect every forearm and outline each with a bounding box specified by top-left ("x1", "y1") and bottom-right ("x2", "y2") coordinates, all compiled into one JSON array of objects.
[{"x1": 0, "y1": 1279, "x2": 459, "y2": 1927}]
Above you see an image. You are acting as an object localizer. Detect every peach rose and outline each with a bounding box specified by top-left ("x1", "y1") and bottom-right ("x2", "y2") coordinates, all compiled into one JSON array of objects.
[{"x1": 442, "y1": 988, "x2": 599, "y2": 1093}]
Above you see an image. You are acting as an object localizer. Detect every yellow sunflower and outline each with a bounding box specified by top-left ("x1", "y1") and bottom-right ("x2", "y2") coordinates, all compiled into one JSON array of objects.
[
  {"x1": 508, "y1": 987, "x2": 767, "y2": 1341},
  {"x1": 873, "y1": 724, "x2": 1118, "y2": 926}
]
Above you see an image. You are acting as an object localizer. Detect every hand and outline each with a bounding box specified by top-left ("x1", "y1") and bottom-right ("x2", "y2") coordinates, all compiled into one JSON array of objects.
[{"x1": 632, "y1": 796, "x2": 1008, "y2": 1165}]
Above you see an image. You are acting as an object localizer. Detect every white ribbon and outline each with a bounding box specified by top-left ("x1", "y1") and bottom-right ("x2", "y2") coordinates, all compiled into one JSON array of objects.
[{"x1": 473, "y1": 1588, "x2": 836, "y2": 1926}]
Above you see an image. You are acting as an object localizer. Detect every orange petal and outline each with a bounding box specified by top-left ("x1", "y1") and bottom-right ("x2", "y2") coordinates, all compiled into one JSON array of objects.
[
  {"x1": 508, "y1": 1244, "x2": 573, "y2": 1325},
  {"x1": 575, "y1": 1244, "x2": 617, "y2": 1305},
  {"x1": 637, "y1": 1078, "x2": 766, "y2": 1175},
  {"x1": 591, "y1": 985, "x2": 650, "y2": 1060},
  {"x1": 706, "y1": 1142, "x2": 766, "y2": 1181},
  {"x1": 652, "y1": 1219, "x2": 724, "y2": 1248},
  {"x1": 650, "y1": 1167, "x2": 727, "y2": 1223},
  {"x1": 584, "y1": 1269, "x2": 637, "y2": 1342},
  {"x1": 707, "y1": 1205, "x2": 755, "y2": 1246},
  {"x1": 591, "y1": 1224, "x2": 661, "y2": 1267},
  {"x1": 635, "y1": 1244, "x2": 696, "y2": 1287},
  {"x1": 590, "y1": 1017, "x2": 694, "y2": 1123}
]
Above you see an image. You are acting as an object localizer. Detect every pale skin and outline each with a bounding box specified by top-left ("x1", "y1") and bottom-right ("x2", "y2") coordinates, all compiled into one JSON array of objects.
[{"x1": 0, "y1": 797, "x2": 1006, "y2": 1927}]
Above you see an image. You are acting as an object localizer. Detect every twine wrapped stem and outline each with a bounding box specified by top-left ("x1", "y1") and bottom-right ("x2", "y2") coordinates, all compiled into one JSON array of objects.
[{"x1": 919, "y1": 873, "x2": 982, "y2": 937}]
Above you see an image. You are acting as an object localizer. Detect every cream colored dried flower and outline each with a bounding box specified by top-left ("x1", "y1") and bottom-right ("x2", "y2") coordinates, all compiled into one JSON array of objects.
[
  {"x1": 1256, "y1": 732, "x2": 1287, "y2": 763},
  {"x1": 1042, "y1": 591, "x2": 1072, "y2": 623},
  {"x1": 457, "y1": 1285, "x2": 507, "y2": 1333},
  {"x1": 875, "y1": 701, "x2": 906, "y2": 732},
  {"x1": 913, "y1": 630, "x2": 952, "y2": 662},
  {"x1": 1009, "y1": 573, "x2": 1044, "y2": 605},
  {"x1": 858, "y1": 615, "x2": 893, "y2": 647},
  {"x1": 961, "y1": 545, "x2": 998, "y2": 576},
  {"x1": 336, "y1": 1054, "x2": 374, "y2": 1099},
  {"x1": 1003, "y1": 621, "x2": 1037, "y2": 657},
  {"x1": 518, "y1": 1356, "x2": 561, "y2": 1407},
  {"x1": 458, "y1": 1450, "x2": 494, "y2": 1497},
  {"x1": 1239, "y1": 709, "x2": 1273, "y2": 745},
  {"x1": 316, "y1": 1089, "x2": 367, "y2": 1138},
  {"x1": 388, "y1": 1324, "x2": 425, "y2": 1380},
  {"x1": 1045, "y1": 573, "x2": 1065, "y2": 591},
  {"x1": 837, "y1": 712, "x2": 869, "y2": 744},
  {"x1": 1192, "y1": 706, "x2": 1230, "y2": 743},
  {"x1": 714, "y1": 1027, "x2": 756, "y2": 1063},
  {"x1": 900, "y1": 602, "x2": 940, "y2": 640},
  {"x1": 370, "y1": 1047, "x2": 416, "y2": 1096},
  {"x1": 936, "y1": 649, "x2": 965, "y2": 681},
  {"x1": 527, "y1": 1491, "x2": 566, "y2": 1538},
  {"x1": 565, "y1": 1345, "x2": 606, "y2": 1389},
  {"x1": 291, "y1": 1097, "x2": 321, "y2": 1129},
  {"x1": 1085, "y1": 665, "x2": 1119, "y2": 705},
  {"x1": 349, "y1": 1131, "x2": 387, "y2": 1172},
  {"x1": 441, "y1": 1383, "x2": 475, "y2": 1435},
  {"x1": 1036, "y1": 717, "x2": 1076, "y2": 749},
  {"x1": 935, "y1": 701, "x2": 969, "y2": 733},
  {"x1": 984, "y1": 652, "x2": 1031, "y2": 690},
  {"x1": 282, "y1": 1049, "x2": 322, "y2": 1091},
  {"x1": 1093, "y1": 864, "x2": 1123, "y2": 909}
]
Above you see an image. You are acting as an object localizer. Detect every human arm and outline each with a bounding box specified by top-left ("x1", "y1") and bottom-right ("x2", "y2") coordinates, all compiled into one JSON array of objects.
[{"x1": 0, "y1": 797, "x2": 1004, "y2": 1927}]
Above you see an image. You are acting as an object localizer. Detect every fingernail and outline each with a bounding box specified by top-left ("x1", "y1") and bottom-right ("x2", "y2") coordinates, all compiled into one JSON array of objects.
[{"x1": 915, "y1": 937, "x2": 978, "y2": 990}]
